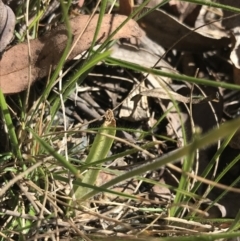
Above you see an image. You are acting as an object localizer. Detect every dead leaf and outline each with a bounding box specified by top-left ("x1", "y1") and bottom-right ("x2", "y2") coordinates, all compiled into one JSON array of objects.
[
  {"x1": 120, "y1": 82, "x2": 149, "y2": 121},
  {"x1": 216, "y1": 1, "x2": 240, "y2": 85},
  {"x1": 217, "y1": 0, "x2": 240, "y2": 30},
  {"x1": 110, "y1": 33, "x2": 173, "y2": 122},
  {"x1": 137, "y1": 7, "x2": 230, "y2": 52},
  {"x1": 110, "y1": 35, "x2": 171, "y2": 70},
  {"x1": 0, "y1": 0, "x2": 15, "y2": 53},
  {"x1": 119, "y1": 0, "x2": 134, "y2": 15},
  {"x1": 0, "y1": 14, "x2": 143, "y2": 94}
]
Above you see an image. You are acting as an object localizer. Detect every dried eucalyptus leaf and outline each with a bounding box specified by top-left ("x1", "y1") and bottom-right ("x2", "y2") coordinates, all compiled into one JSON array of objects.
[
  {"x1": 0, "y1": 0, "x2": 15, "y2": 52},
  {"x1": 120, "y1": 83, "x2": 149, "y2": 122},
  {"x1": 0, "y1": 14, "x2": 142, "y2": 94},
  {"x1": 137, "y1": 7, "x2": 230, "y2": 52}
]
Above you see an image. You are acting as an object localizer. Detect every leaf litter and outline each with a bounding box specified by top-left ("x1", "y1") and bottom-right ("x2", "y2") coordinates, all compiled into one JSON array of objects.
[{"x1": 1, "y1": 1, "x2": 240, "y2": 240}]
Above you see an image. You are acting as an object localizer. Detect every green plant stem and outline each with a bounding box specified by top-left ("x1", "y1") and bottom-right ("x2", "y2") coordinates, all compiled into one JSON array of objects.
[
  {"x1": 107, "y1": 57, "x2": 240, "y2": 91},
  {"x1": 0, "y1": 90, "x2": 22, "y2": 160},
  {"x1": 74, "y1": 110, "x2": 116, "y2": 200},
  {"x1": 81, "y1": 117, "x2": 240, "y2": 201}
]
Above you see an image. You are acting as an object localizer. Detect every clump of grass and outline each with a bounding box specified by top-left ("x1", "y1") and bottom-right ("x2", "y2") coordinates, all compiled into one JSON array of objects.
[{"x1": 1, "y1": 0, "x2": 240, "y2": 240}]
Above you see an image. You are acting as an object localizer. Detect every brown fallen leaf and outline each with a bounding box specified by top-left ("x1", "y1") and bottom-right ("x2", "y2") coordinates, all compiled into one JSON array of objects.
[
  {"x1": 216, "y1": 1, "x2": 240, "y2": 85},
  {"x1": 137, "y1": 7, "x2": 230, "y2": 52},
  {"x1": 119, "y1": 0, "x2": 134, "y2": 15},
  {"x1": 0, "y1": 0, "x2": 16, "y2": 53},
  {"x1": 0, "y1": 14, "x2": 143, "y2": 94}
]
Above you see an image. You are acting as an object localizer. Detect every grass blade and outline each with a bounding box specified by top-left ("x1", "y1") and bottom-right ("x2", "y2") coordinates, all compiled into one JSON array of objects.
[
  {"x1": 0, "y1": 90, "x2": 21, "y2": 160},
  {"x1": 74, "y1": 109, "x2": 116, "y2": 200}
]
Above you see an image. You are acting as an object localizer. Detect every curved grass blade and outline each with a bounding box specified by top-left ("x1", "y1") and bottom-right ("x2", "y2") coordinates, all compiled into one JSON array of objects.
[
  {"x1": 26, "y1": 128, "x2": 80, "y2": 177},
  {"x1": 74, "y1": 109, "x2": 116, "y2": 200},
  {"x1": 0, "y1": 90, "x2": 22, "y2": 160},
  {"x1": 81, "y1": 117, "x2": 240, "y2": 201},
  {"x1": 107, "y1": 57, "x2": 240, "y2": 91}
]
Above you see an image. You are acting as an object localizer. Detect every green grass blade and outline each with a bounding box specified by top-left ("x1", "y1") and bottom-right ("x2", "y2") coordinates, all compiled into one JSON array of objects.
[
  {"x1": 49, "y1": 51, "x2": 111, "y2": 119},
  {"x1": 82, "y1": 117, "x2": 240, "y2": 201},
  {"x1": 28, "y1": 0, "x2": 72, "y2": 124},
  {"x1": 107, "y1": 57, "x2": 240, "y2": 90},
  {"x1": 0, "y1": 90, "x2": 22, "y2": 160},
  {"x1": 88, "y1": 0, "x2": 108, "y2": 53},
  {"x1": 74, "y1": 109, "x2": 116, "y2": 200},
  {"x1": 26, "y1": 128, "x2": 80, "y2": 177}
]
